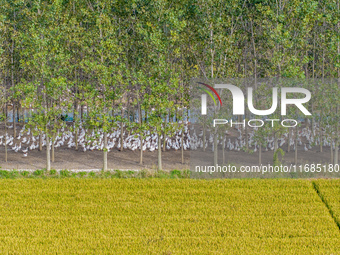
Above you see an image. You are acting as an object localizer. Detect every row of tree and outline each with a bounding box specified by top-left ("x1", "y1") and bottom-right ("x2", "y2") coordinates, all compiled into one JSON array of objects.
[{"x1": 0, "y1": 0, "x2": 340, "y2": 169}]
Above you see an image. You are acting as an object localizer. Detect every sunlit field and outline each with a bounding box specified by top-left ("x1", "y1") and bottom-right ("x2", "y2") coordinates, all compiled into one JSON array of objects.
[{"x1": 0, "y1": 179, "x2": 339, "y2": 254}]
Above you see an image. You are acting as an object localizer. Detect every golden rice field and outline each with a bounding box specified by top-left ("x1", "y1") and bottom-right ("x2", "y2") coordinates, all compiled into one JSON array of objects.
[
  {"x1": 0, "y1": 179, "x2": 339, "y2": 254},
  {"x1": 314, "y1": 179, "x2": 340, "y2": 230}
]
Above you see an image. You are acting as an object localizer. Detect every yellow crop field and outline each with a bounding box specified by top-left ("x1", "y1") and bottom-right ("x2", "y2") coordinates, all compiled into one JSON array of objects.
[
  {"x1": 0, "y1": 179, "x2": 339, "y2": 254},
  {"x1": 314, "y1": 179, "x2": 340, "y2": 230}
]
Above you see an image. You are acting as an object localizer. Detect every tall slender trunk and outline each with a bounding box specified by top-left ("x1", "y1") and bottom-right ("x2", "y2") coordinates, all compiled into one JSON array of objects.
[
  {"x1": 163, "y1": 114, "x2": 167, "y2": 152},
  {"x1": 138, "y1": 96, "x2": 143, "y2": 165},
  {"x1": 3, "y1": 77, "x2": 8, "y2": 162},
  {"x1": 120, "y1": 108, "x2": 124, "y2": 151},
  {"x1": 158, "y1": 133, "x2": 162, "y2": 170},
  {"x1": 39, "y1": 133, "x2": 42, "y2": 151},
  {"x1": 4, "y1": 103, "x2": 7, "y2": 162},
  {"x1": 52, "y1": 134, "x2": 55, "y2": 163},
  {"x1": 12, "y1": 102, "x2": 16, "y2": 137},
  {"x1": 17, "y1": 104, "x2": 20, "y2": 123},
  {"x1": 274, "y1": 132, "x2": 278, "y2": 151},
  {"x1": 335, "y1": 131, "x2": 339, "y2": 165},
  {"x1": 80, "y1": 104, "x2": 83, "y2": 121},
  {"x1": 336, "y1": 0, "x2": 340, "y2": 165},
  {"x1": 203, "y1": 123, "x2": 206, "y2": 152},
  {"x1": 251, "y1": 19, "x2": 257, "y2": 90},
  {"x1": 320, "y1": 28, "x2": 324, "y2": 152},
  {"x1": 46, "y1": 134, "x2": 51, "y2": 171},
  {"x1": 335, "y1": 104, "x2": 339, "y2": 165},
  {"x1": 245, "y1": 114, "x2": 248, "y2": 150},
  {"x1": 259, "y1": 143, "x2": 262, "y2": 165},
  {"x1": 75, "y1": 129, "x2": 78, "y2": 151},
  {"x1": 74, "y1": 101, "x2": 78, "y2": 151},
  {"x1": 181, "y1": 128, "x2": 184, "y2": 164},
  {"x1": 213, "y1": 129, "x2": 218, "y2": 167},
  {"x1": 331, "y1": 142, "x2": 334, "y2": 164},
  {"x1": 103, "y1": 132, "x2": 108, "y2": 171},
  {"x1": 127, "y1": 97, "x2": 131, "y2": 137},
  {"x1": 139, "y1": 133, "x2": 143, "y2": 165},
  {"x1": 319, "y1": 110, "x2": 323, "y2": 152},
  {"x1": 11, "y1": 40, "x2": 16, "y2": 138},
  {"x1": 295, "y1": 126, "x2": 298, "y2": 165},
  {"x1": 287, "y1": 130, "x2": 291, "y2": 152},
  {"x1": 222, "y1": 136, "x2": 226, "y2": 165}
]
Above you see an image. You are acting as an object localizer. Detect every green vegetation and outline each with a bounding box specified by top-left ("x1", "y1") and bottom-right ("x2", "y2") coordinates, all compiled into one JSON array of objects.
[
  {"x1": 1, "y1": 0, "x2": 340, "y2": 170},
  {"x1": 0, "y1": 169, "x2": 191, "y2": 179},
  {"x1": 0, "y1": 179, "x2": 338, "y2": 254}
]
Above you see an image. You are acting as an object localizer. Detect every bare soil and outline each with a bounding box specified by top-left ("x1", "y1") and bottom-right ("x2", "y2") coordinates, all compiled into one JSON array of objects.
[{"x1": 0, "y1": 146, "x2": 190, "y2": 171}]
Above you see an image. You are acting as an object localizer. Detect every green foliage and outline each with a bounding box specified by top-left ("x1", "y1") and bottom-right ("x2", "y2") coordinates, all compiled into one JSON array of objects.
[
  {"x1": 20, "y1": 171, "x2": 30, "y2": 177},
  {"x1": 33, "y1": 169, "x2": 45, "y2": 177},
  {"x1": 60, "y1": 169, "x2": 70, "y2": 178},
  {"x1": 88, "y1": 171, "x2": 96, "y2": 178},
  {"x1": 78, "y1": 171, "x2": 87, "y2": 178},
  {"x1": 0, "y1": 170, "x2": 19, "y2": 179},
  {"x1": 0, "y1": 169, "x2": 191, "y2": 179},
  {"x1": 1, "y1": 0, "x2": 340, "y2": 169},
  {"x1": 50, "y1": 169, "x2": 57, "y2": 175},
  {"x1": 49, "y1": 169, "x2": 57, "y2": 175},
  {"x1": 273, "y1": 148, "x2": 285, "y2": 166},
  {"x1": 170, "y1": 169, "x2": 182, "y2": 178}
]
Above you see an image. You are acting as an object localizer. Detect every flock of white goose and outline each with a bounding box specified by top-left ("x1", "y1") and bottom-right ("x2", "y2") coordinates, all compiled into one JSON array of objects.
[
  {"x1": 0, "y1": 120, "x2": 335, "y2": 157},
  {"x1": 0, "y1": 123, "x2": 191, "y2": 157},
  {"x1": 190, "y1": 121, "x2": 333, "y2": 152}
]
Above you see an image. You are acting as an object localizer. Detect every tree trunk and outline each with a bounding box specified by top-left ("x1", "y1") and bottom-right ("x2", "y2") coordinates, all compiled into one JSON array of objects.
[
  {"x1": 181, "y1": 128, "x2": 184, "y2": 164},
  {"x1": 17, "y1": 104, "x2": 20, "y2": 123},
  {"x1": 203, "y1": 124, "x2": 206, "y2": 152},
  {"x1": 11, "y1": 40, "x2": 16, "y2": 138},
  {"x1": 138, "y1": 99, "x2": 143, "y2": 165},
  {"x1": 311, "y1": 103, "x2": 315, "y2": 138},
  {"x1": 140, "y1": 134, "x2": 143, "y2": 165},
  {"x1": 259, "y1": 143, "x2": 262, "y2": 165},
  {"x1": 214, "y1": 129, "x2": 218, "y2": 167},
  {"x1": 46, "y1": 135, "x2": 51, "y2": 171},
  {"x1": 75, "y1": 128, "x2": 78, "y2": 151},
  {"x1": 163, "y1": 135, "x2": 167, "y2": 152},
  {"x1": 245, "y1": 112, "x2": 248, "y2": 150},
  {"x1": 319, "y1": 111, "x2": 323, "y2": 152},
  {"x1": 4, "y1": 106, "x2": 7, "y2": 162},
  {"x1": 120, "y1": 108, "x2": 124, "y2": 151},
  {"x1": 287, "y1": 130, "x2": 291, "y2": 152},
  {"x1": 52, "y1": 134, "x2": 55, "y2": 163},
  {"x1": 335, "y1": 140, "x2": 339, "y2": 165},
  {"x1": 12, "y1": 102, "x2": 16, "y2": 137},
  {"x1": 331, "y1": 142, "x2": 334, "y2": 165},
  {"x1": 39, "y1": 133, "x2": 42, "y2": 151},
  {"x1": 335, "y1": 110, "x2": 339, "y2": 165},
  {"x1": 337, "y1": 0, "x2": 340, "y2": 165},
  {"x1": 158, "y1": 133, "x2": 162, "y2": 170},
  {"x1": 127, "y1": 100, "x2": 131, "y2": 137},
  {"x1": 74, "y1": 101, "x2": 78, "y2": 151},
  {"x1": 80, "y1": 104, "x2": 83, "y2": 121},
  {"x1": 103, "y1": 132, "x2": 108, "y2": 171},
  {"x1": 222, "y1": 136, "x2": 226, "y2": 165},
  {"x1": 295, "y1": 126, "x2": 298, "y2": 165},
  {"x1": 274, "y1": 133, "x2": 278, "y2": 151}
]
